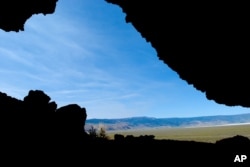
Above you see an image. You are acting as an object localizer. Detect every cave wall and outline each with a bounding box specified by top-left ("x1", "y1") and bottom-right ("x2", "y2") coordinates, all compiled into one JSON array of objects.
[
  {"x1": 106, "y1": 0, "x2": 250, "y2": 107},
  {"x1": 0, "y1": 0, "x2": 58, "y2": 32}
]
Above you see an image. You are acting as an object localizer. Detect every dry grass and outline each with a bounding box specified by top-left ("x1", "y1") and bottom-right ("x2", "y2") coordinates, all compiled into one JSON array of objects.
[{"x1": 107, "y1": 124, "x2": 250, "y2": 143}]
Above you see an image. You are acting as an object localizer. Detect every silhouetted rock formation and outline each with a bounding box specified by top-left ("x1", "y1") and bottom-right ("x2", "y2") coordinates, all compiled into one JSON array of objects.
[
  {"x1": 0, "y1": 90, "x2": 249, "y2": 165},
  {"x1": 216, "y1": 135, "x2": 250, "y2": 148},
  {"x1": 55, "y1": 104, "x2": 87, "y2": 140},
  {"x1": 24, "y1": 90, "x2": 57, "y2": 113},
  {"x1": 0, "y1": 0, "x2": 58, "y2": 32},
  {"x1": 0, "y1": 91, "x2": 23, "y2": 112},
  {"x1": 110, "y1": 134, "x2": 249, "y2": 166},
  {"x1": 0, "y1": 90, "x2": 88, "y2": 153},
  {"x1": 106, "y1": 0, "x2": 250, "y2": 108},
  {"x1": 215, "y1": 135, "x2": 250, "y2": 166}
]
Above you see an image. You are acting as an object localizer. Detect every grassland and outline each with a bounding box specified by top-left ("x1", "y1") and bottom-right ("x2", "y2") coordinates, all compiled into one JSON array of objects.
[{"x1": 106, "y1": 123, "x2": 250, "y2": 143}]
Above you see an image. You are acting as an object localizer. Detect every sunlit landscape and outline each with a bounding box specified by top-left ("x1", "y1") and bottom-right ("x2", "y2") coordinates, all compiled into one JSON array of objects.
[{"x1": 107, "y1": 123, "x2": 250, "y2": 143}]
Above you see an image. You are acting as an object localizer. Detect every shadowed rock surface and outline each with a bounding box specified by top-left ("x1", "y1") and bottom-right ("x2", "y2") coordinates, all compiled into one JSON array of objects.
[
  {"x1": 0, "y1": 0, "x2": 58, "y2": 32},
  {"x1": 0, "y1": 90, "x2": 88, "y2": 154},
  {"x1": 106, "y1": 0, "x2": 250, "y2": 108},
  {"x1": 0, "y1": 90, "x2": 249, "y2": 166},
  {"x1": 56, "y1": 104, "x2": 87, "y2": 133}
]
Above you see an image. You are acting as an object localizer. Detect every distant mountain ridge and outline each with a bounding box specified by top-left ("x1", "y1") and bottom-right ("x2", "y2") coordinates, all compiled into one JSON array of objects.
[{"x1": 85, "y1": 113, "x2": 250, "y2": 131}]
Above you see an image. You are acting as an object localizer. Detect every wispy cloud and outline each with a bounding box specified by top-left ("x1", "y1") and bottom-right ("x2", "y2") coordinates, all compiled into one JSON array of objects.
[
  {"x1": 2, "y1": 0, "x2": 247, "y2": 119},
  {"x1": 0, "y1": 47, "x2": 34, "y2": 67},
  {"x1": 0, "y1": 0, "x2": 179, "y2": 119}
]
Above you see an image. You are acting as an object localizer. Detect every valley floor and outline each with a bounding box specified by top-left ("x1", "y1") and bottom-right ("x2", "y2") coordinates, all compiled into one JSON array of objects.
[{"x1": 107, "y1": 123, "x2": 250, "y2": 143}]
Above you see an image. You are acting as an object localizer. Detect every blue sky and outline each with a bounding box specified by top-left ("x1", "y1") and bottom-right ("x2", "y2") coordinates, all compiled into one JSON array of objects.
[{"x1": 0, "y1": 0, "x2": 249, "y2": 119}]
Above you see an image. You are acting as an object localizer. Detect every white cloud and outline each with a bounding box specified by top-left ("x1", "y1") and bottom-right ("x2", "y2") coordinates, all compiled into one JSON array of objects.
[{"x1": 0, "y1": 47, "x2": 33, "y2": 67}]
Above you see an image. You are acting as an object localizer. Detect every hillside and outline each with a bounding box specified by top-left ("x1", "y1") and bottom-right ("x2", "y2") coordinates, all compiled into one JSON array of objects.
[{"x1": 85, "y1": 113, "x2": 250, "y2": 131}]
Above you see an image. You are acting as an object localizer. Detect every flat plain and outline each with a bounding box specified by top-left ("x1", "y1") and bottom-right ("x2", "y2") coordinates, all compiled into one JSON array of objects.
[{"x1": 107, "y1": 123, "x2": 250, "y2": 143}]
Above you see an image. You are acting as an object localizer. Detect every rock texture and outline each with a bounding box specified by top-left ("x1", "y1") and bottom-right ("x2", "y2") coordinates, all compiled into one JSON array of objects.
[
  {"x1": 0, "y1": 0, "x2": 58, "y2": 32},
  {"x1": 106, "y1": 0, "x2": 250, "y2": 107}
]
